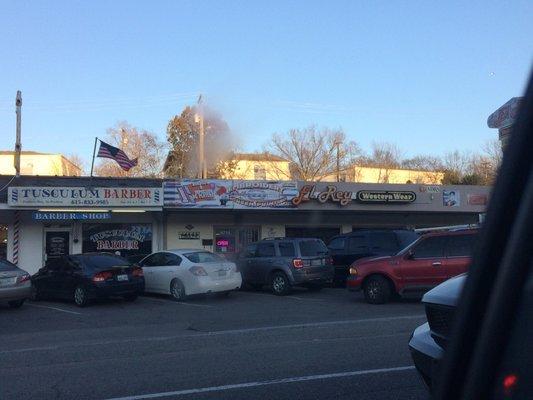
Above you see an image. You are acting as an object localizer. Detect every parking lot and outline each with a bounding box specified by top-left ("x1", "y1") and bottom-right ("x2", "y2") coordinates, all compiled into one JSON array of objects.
[{"x1": 0, "y1": 288, "x2": 428, "y2": 400}]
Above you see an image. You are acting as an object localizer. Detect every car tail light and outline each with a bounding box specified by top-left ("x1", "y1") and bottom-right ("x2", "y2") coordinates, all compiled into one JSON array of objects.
[
  {"x1": 189, "y1": 266, "x2": 208, "y2": 276},
  {"x1": 132, "y1": 267, "x2": 144, "y2": 277},
  {"x1": 293, "y1": 258, "x2": 304, "y2": 268},
  {"x1": 93, "y1": 271, "x2": 113, "y2": 282},
  {"x1": 17, "y1": 273, "x2": 30, "y2": 284}
]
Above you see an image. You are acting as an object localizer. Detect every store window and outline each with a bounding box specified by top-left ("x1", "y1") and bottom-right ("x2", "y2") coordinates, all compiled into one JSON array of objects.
[
  {"x1": 0, "y1": 225, "x2": 7, "y2": 259},
  {"x1": 82, "y1": 223, "x2": 152, "y2": 259},
  {"x1": 214, "y1": 226, "x2": 260, "y2": 259}
]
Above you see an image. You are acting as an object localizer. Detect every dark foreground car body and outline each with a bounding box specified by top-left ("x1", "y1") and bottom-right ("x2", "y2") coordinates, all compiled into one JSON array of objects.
[
  {"x1": 0, "y1": 258, "x2": 32, "y2": 308},
  {"x1": 32, "y1": 253, "x2": 145, "y2": 307},
  {"x1": 328, "y1": 229, "x2": 419, "y2": 285},
  {"x1": 409, "y1": 273, "x2": 466, "y2": 389},
  {"x1": 237, "y1": 237, "x2": 333, "y2": 295}
]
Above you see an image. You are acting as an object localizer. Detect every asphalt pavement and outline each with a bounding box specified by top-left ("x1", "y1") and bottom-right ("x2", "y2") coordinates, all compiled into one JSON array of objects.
[{"x1": 0, "y1": 287, "x2": 429, "y2": 400}]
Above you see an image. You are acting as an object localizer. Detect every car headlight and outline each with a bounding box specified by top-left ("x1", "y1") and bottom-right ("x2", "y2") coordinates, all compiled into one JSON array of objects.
[{"x1": 349, "y1": 267, "x2": 358, "y2": 276}]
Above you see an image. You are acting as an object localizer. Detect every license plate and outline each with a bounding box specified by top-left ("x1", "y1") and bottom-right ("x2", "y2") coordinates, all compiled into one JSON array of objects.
[
  {"x1": 218, "y1": 270, "x2": 227, "y2": 277},
  {"x1": 311, "y1": 259, "x2": 324, "y2": 266},
  {"x1": 0, "y1": 277, "x2": 16, "y2": 287},
  {"x1": 116, "y1": 274, "x2": 128, "y2": 282}
]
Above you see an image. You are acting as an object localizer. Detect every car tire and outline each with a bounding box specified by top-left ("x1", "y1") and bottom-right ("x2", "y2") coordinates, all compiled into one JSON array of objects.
[
  {"x1": 270, "y1": 272, "x2": 291, "y2": 296},
  {"x1": 8, "y1": 299, "x2": 25, "y2": 308},
  {"x1": 123, "y1": 294, "x2": 138, "y2": 302},
  {"x1": 73, "y1": 285, "x2": 89, "y2": 307},
  {"x1": 170, "y1": 279, "x2": 187, "y2": 301},
  {"x1": 363, "y1": 275, "x2": 392, "y2": 304}
]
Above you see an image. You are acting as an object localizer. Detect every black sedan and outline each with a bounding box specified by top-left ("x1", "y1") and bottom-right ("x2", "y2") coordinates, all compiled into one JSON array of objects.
[{"x1": 32, "y1": 253, "x2": 145, "y2": 307}]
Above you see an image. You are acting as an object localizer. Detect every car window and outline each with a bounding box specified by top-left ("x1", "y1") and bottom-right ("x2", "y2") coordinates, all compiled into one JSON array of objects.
[
  {"x1": 81, "y1": 255, "x2": 131, "y2": 270},
  {"x1": 278, "y1": 242, "x2": 296, "y2": 257},
  {"x1": 0, "y1": 259, "x2": 17, "y2": 271},
  {"x1": 298, "y1": 240, "x2": 328, "y2": 257},
  {"x1": 396, "y1": 231, "x2": 419, "y2": 249},
  {"x1": 141, "y1": 253, "x2": 162, "y2": 267},
  {"x1": 256, "y1": 242, "x2": 276, "y2": 257},
  {"x1": 347, "y1": 235, "x2": 369, "y2": 254},
  {"x1": 411, "y1": 236, "x2": 447, "y2": 258},
  {"x1": 243, "y1": 244, "x2": 257, "y2": 258},
  {"x1": 184, "y1": 251, "x2": 223, "y2": 263},
  {"x1": 328, "y1": 237, "x2": 345, "y2": 251},
  {"x1": 446, "y1": 234, "x2": 476, "y2": 257},
  {"x1": 163, "y1": 253, "x2": 182, "y2": 266},
  {"x1": 366, "y1": 232, "x2": 399, "y2": 253}
]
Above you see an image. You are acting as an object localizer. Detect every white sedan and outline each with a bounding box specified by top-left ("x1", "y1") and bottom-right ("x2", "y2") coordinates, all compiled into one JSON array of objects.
[{"x1": 138, "y1": 249, "x2": 242, "y2": 301}]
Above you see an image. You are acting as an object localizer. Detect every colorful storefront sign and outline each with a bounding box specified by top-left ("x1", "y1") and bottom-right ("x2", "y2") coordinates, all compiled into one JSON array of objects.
[
  {"x1": 8, "y1": 187, "x2": 162, "y2": 207},
  {"x1": 164, "y1": 180, "x2": 297, "y2": 208},
  {"x1": 467, "y1": 193, "x2": 488, "y2": 206},
  {"x1": 292, "y1": 185, "x2": 416, "y2": 206},
  {"x1": 443, "y1": 190, "x2": 461, "y2": 207}
]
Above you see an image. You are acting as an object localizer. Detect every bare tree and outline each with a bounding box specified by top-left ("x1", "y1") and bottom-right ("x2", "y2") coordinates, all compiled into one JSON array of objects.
[
  {"x1": 66, "y1": 154, "x2": 86, "y2": 176},
  {"x1": 361, "y1": 142, "x2": 403, "y2": 183},
  {"x1": 401, "y1": 155, "x2": 444, "y2": 183},
  {"x1": 264, "y1": 126, "x2": 361, "y2": 181},
  {"x1": 94, "y1": 122, "x2": 167, "y2": 178}
]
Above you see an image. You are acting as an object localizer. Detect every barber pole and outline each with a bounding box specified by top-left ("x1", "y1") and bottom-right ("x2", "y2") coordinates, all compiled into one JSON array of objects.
[{"x1": 12, "y1": 210, "x2": 20, "y2": 265}]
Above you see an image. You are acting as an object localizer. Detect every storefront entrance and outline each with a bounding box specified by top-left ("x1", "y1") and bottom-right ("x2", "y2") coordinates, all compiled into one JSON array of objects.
[
  {"x1": 285, "y1": 226, "x2": 341, "y2": 245},
  {"x1": 44, "y1": 228, "x2": 71, "y2": 261},
  {"x1": 214, "y1": 226, "x2": 260, "y2": 260}
]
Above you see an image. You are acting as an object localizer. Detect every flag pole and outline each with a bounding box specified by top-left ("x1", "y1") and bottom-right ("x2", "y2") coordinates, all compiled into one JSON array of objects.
[{"x1": 90, "y1": 137, "x2": 98, "y2": 177}]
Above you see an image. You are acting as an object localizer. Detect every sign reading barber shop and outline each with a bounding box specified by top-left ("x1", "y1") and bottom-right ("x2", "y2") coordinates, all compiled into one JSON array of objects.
[{"x1": 8, "y1": 187, "x2": 162, "y2": 207}]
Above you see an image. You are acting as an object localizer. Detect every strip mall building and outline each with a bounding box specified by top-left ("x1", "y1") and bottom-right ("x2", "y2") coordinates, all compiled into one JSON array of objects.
[{"x1": 0, "y1": 176, "x2": 490, "y2": 274}]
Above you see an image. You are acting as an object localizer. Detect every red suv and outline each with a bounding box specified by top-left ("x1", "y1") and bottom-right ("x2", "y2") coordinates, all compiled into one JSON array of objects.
[{"x1": 346, "y1": 229, "x2": 477, "y2": 304}]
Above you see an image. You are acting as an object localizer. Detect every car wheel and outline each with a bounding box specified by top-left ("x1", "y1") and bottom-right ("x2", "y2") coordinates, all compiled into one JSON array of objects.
[
  {"x1": 270, "y1": 272, "x2": 291, "y2": 296},
  {"x1": 363, "y1": 276, "x2": 392, "y2": 304},
  {"x1": 73, "y1": 285, "x2": 89, "y2": 307},
  {"x1": 170, "y1": 279, "x2": 187, "y2": 301},
  {"x1": 8, "y1": 299, "x2": 25, "y2": 308},
  {"x1": 123, "y1": 293, "x2": 138, "y2": 302}
]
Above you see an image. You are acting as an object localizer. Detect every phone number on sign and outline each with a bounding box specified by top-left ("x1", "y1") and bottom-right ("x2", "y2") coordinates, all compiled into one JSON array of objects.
[{"x1": 70, "y1": 199, "x2": 110, "y2": 205}]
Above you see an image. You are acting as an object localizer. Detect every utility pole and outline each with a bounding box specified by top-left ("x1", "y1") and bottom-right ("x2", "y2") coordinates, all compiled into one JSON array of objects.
[
  {"x1": 195, "y1": 94, "x2": 206, "y2": 179},
  {"x1": 14, "y1": 91, "x2": 22, "y2": 177},
  {"x1": 336, "y1": 140, "x2": 340, "y2": 182}
]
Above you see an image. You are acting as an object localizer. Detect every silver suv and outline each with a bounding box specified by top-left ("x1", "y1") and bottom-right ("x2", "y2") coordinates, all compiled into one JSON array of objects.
[{"x1": 237, "y1": 237, "x2": 334, "y2": 295}]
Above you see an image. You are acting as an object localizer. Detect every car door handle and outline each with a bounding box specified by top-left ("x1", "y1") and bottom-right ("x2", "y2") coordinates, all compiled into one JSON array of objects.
[{"x1": 432, "y1": 262, "x2": 442, "y2": 266}]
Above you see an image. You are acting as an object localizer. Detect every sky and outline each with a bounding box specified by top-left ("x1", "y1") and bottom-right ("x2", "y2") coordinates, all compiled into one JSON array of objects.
[{"x1": 0, "y1": 0, "x2": 532, "y2": 167}]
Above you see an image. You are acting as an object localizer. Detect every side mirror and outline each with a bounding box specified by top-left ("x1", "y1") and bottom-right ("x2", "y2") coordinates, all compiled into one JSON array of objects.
[{"x1": 406, "y1": 249, "x2": 415, "y2": 259}]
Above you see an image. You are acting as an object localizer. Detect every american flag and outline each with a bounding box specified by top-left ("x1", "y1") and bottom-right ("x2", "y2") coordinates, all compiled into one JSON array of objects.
[{"x1": 96, "y1": 140, "x2": 138, "y2": 171}]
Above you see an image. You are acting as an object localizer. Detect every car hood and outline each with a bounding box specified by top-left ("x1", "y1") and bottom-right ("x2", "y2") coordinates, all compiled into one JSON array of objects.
[{"x1": 422, "y1": 273, "x2": 467, "y2": 307}]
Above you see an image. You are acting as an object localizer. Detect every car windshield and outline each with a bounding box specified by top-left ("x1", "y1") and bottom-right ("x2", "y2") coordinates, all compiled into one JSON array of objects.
[
  {"x1": 183, "y1": 251, "x2": 223, "y2": 263},
  {"x1": 298, "y1": 240, "x2": 329, "y2": 257}
]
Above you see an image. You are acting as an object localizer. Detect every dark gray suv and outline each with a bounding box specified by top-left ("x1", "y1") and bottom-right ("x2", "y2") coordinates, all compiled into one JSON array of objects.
[{"x1": 237, "y1": 238, "x2": 334, "y2": 295}]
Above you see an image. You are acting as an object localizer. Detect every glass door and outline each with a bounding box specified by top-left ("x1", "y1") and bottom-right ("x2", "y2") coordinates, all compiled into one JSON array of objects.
[{"x1": 44, "y1": 230, "x2": 71, "y2": 262}]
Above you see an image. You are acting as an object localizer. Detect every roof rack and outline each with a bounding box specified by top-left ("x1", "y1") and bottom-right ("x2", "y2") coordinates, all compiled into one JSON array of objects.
[{"x1": 415, "y1": 224, "x2": 480, "y2": 233}]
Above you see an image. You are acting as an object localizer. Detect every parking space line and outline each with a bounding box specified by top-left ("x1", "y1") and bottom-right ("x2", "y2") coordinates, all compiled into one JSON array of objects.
[
  {"x1": 141, "y1": 297, "x2": 214, "y2": 308},
  {"x1": 26, "y1": 303, "x2": 82, "y2": 315},
  {"x1": 104, "y1": 365, "x2": 416, "y2": 400}
]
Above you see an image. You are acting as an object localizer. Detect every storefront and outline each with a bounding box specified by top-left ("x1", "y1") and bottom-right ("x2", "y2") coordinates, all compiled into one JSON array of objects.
[
  {"x1": 164, "y1": 179, "x2": 491, "y2": 259},
  {"x1": 4, "y1": 177, "x2": 163, "y2": 274}
]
